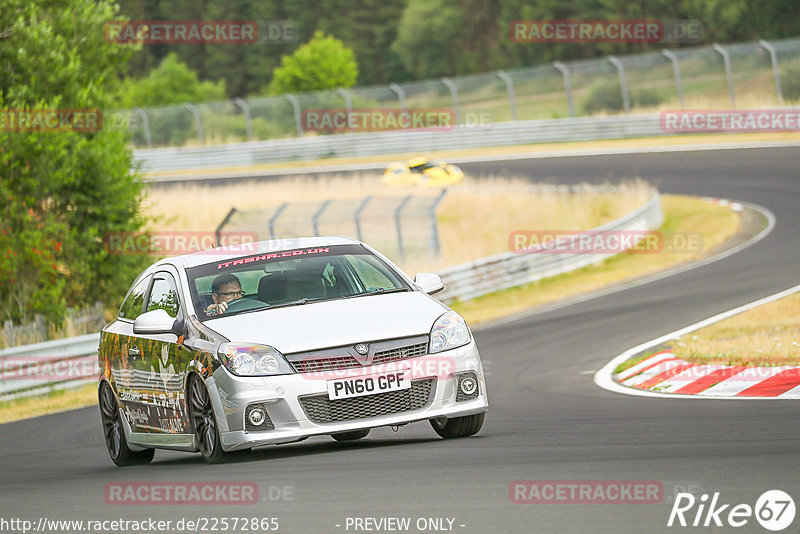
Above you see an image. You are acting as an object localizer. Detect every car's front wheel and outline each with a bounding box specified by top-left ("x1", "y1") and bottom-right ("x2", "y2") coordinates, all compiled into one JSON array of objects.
[
  {"x1": 99, "y1": 382, "x2": 154, "y2": 466},
  {"x1": 429, "y1": 413, "x2": 485, "y2": 438},
  {"x1": 331, "y1": 429, "x2": 370, "y2": 442},
  {"x1": 188, "y1": 376, "x2": 231, "y2": 464}
]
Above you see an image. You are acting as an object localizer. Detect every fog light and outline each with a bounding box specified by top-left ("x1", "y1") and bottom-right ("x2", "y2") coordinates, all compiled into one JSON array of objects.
[
  {"x1": 248, "y1": 408, "x2": 266, "y2": 427},
  {"x1": 459, "y1": 376, "x2": 478, "y2": 396}
]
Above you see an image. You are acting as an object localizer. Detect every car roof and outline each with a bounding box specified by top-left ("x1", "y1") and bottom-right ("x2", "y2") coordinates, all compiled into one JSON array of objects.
[{"x1": 160, "y1": 236, "x2": 363, "y2": 270}]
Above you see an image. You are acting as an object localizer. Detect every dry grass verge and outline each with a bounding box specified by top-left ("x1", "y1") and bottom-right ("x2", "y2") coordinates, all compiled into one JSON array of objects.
[{"x1": 669, "y1": 292, "x2": 800, "y2": 367}]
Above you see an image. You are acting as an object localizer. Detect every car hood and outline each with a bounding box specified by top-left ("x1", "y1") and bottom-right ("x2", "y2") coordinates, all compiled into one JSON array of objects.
[{"x1": 204, "y1": 291, "x2": 448, "y2": 354}]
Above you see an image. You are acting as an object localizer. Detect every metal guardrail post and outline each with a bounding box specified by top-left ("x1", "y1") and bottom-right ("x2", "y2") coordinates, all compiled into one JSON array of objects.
[
  {"x1": 661, "y1": 50, "x2": 685, "y2": 109},
  {"x1": 133, "y1": 107, "x2": 152, "y2": 148},
  {"x1": 552, "y1": 61, "x2": 575, "y2": 117},
  {"x1": 268, "y1": 202, "x2": 290, "y2": 239},
  {"x1": 394, "y1": 195, "x2": 412, "y2": 262},
  {"x1": 608, "y1": 56, "x2": 631, "y2": 113},
  {"x1": 232, "y1": 98, "x2": 254, "y2": 141},
  {"x1": 285, "y1": 94, "x2": 303, "y2": 136},
  {"x1": 441, "y1": 77, "x2": 461, "y2": 125},
  {"x1": 354, "y1": 195, "x2": 372, "y2": 241},
  {"x1": 184, "y1": 103, "x2": 204, "y2": 144},
  {"x1": 312, "y1": 199, "x2": 332, "y2": 236},
  {"x1": 496, "y1": 70, "x2": 518, "y2": 121},
  {"x1": 215, "y1": 207, "x2": 238, "y2": 246},
  {"x1": 389, "y1": 83, "x2": 407, "y2": 112},
  {"x1": 759, "y1": 40, "x2": 784, "y2": 103},
  {"x1": 713, "y1": 44, "x2": 736, "y2": 107},
  {"x1": 430, "y1": 189, "x2": 448, "y2": 257}
]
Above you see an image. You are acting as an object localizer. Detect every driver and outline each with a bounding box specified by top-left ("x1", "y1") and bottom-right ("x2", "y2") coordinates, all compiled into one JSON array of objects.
[{"x1": 205, "y1": 273, "x2": 243, "y2": 316}]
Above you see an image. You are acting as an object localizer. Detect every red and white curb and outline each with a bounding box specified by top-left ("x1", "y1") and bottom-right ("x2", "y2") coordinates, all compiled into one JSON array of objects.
[
  {"x1": 594, "y1": 282, "x2": 800, "y2": 400},
  {"x1": 615, "y1": 350, "x2": 800, "y2": 398}
]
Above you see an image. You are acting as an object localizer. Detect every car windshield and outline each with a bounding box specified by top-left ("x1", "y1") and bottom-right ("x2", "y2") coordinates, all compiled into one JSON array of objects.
[{"x1": 186, "y1": 244, "x2": 410, "y2": 320}]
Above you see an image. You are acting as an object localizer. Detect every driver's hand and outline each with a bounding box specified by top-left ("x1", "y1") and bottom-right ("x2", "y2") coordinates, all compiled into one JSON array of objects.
[{"x1": 206, "y1": 301, "x2": 228, "y2": 314}]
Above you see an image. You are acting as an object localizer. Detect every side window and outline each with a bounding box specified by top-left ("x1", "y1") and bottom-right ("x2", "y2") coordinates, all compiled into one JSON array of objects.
[
  {"x1": 118, "y1": 276, "x2": 150, "y2": 320},
  {"x1": 146, "y1": 274, "x2": 181, "y2": 318}
]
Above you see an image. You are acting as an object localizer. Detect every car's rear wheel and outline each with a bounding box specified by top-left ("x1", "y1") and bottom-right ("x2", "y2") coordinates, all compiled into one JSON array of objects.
[
  {"x1": 188, "y1": 376, "x2": 232, "y2": 464},
  {"x1": 429, "y1": 413, "x2": 485, "y2": 438},
  {"x1": 331, "y1": 429, "x2": 370, "y2": 441},
  {"x1": 99, "y1": 382, "x2": 155, "y2": 466}
]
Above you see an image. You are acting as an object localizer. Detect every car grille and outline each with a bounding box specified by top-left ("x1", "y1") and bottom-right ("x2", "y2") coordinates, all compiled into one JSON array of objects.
[
  {"x1": 290, "y1": 341, "x2": 428, "y2": 373},
  {"x1": 298, "y1": 378, "x2": 436, "y2": 424}
]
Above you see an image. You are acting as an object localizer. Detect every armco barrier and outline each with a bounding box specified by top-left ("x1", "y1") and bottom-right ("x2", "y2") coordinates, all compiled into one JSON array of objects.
[
  {"x1": 436, "y1": 192, "x2": 662, "y2": 303},
  {"x1": 0, "y1": 192, "x2": 661, "y2": 401},
  {"x1": 134, "y1": 114, "x2": 668, "y2": 174}
]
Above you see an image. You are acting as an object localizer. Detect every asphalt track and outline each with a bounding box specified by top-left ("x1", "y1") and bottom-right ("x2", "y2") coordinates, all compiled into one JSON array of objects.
[{"x1": 2, "y1": 146, "x2": 799, "y2": 533}]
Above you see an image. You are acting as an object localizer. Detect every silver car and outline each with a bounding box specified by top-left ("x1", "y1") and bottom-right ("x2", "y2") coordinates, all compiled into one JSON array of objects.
[{"x1": 98, "y1": 237, "x2": 488, "y2": 465}]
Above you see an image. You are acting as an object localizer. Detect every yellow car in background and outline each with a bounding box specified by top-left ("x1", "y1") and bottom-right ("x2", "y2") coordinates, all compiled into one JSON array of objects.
[{"x1": 382, "y1": 157, "x2": 464, "y2": 187}]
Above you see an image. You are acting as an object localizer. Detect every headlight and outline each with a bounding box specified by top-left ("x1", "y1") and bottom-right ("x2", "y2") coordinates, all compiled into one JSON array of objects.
[
  {"x1": 429, "y1": 311, "x2": 471, "y2": 353},
  {"x1": 218, "y1": 343, "x2": 294, "y2": 376}
]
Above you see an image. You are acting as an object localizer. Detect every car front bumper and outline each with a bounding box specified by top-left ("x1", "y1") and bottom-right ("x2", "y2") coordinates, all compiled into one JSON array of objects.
[{"x1": 207, "y1": 340, "x2": 488, "y2": 451}]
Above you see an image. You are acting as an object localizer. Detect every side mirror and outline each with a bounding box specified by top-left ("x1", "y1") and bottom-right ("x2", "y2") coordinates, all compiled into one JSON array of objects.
[
  {"x1": 133, "y1": 309, "x2": 181, "y2": 336},
  {"x1": 414, "y1": 273, "x2": 444, "y2": 295}
]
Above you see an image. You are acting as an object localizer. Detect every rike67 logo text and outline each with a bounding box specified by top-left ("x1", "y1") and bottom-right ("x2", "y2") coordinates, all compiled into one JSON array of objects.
[{"x1": 668, "y1": 490, "x2": 795, "y2": 531}]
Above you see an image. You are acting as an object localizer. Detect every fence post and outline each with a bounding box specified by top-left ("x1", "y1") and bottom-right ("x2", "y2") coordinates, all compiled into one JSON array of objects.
[
  {"x1": 496, "y1": 70, "x2": 518, "y2": 120},
  {"x1": 713, "y1": 44, "x2": 736, "y2": 107},
  {"x1": 183, "y1": 103, "x2": 204, "y2": 144},
  {"x1": 285, "y1": 94, "x2": 304, "y2": 136},
  {"x1": 336, "y1": 88, "x2": 354, "y2": 132},
  {"x1": 232, "y1": 98, "x2": 254, "y2": 141},
  {"x1": 430, "y1": 189, "x2": 448, "y2": 257},
  {"x1": 3, "y1": 320, "x2": 13, "y2": 347},
  {"x1": 312, "y1": 200, "x2": 332, "y2": 236},
  {"x1": 661, "y1": 50, "x2": 685, "y2": 109},
  {"x1": 269, "y1": 203, "x2": 290, "y2": 239},
  {"x1": 133, "y1": 107, "x2": 152, "y2": 148},
  {"x1": 354, "y1": 196, "x2": 372, "y2": 241},
  {"x1": 215, "y1": 207, "x2": 238, "y2": 246},
  {"x1": 394, "y1": 195, "x2": 412, "y2": 262},
  {"x1": 389, "y1": 83, "x2": 407, "y2": 112},
  {"x1": 552, "y1": 61, "x2": 575, "y2": 117},
  {"x1": 759, "y1": 40, "x2": 783, "y2": 103},
  {"x1": 441, "y1": 77, "x2": 461, "y2": 125},
  {"x1": 608, "y1": 56, "x2": 631, "y2": 113},
  {"x1": 35, "y1": 314, "x2": 46, "y2": 341}
]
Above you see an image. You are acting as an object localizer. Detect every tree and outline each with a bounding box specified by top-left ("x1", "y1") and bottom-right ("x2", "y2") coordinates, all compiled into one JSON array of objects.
[
  {"x1": 116, "y1": 53, "x2": 227, "y2": 108},
  {"x1": 0, "y1": 0, "x2": 150, "y2": 324},
  {"x1": 268, "y1": 31, "x2": 359, "y2": 94}
]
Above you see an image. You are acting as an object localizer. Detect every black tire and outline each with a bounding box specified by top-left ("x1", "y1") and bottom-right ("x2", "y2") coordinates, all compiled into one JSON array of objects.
[
  {"x1": 331, "y1": 428, "x2": 370, "y2": 442},
  {"x1": 188, "y1": 376, "x2": 231, "y2": 464},
  {"x1": 429, "y1": 413, "x2": 485, "y2": 439},
  {"x1": 99, "y1": 382, "x2": 155, "y2": 467}
]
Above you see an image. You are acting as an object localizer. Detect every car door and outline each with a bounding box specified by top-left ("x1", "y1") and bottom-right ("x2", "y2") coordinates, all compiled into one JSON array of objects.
[
  {"x1": 137, "y1": 269, "x2": 190, "y2": 434},
  {"x1": 105, "y1": 274, "x2": 152, "y2": 429}
]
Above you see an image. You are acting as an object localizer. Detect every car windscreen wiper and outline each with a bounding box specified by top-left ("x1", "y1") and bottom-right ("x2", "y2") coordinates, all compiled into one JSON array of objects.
[
  {"x1": 343, "y1": 287, "x2": 411, "y2": 299},
  {"x1": 228, "y1": 298, "x2": 311, "y2": 316}
]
